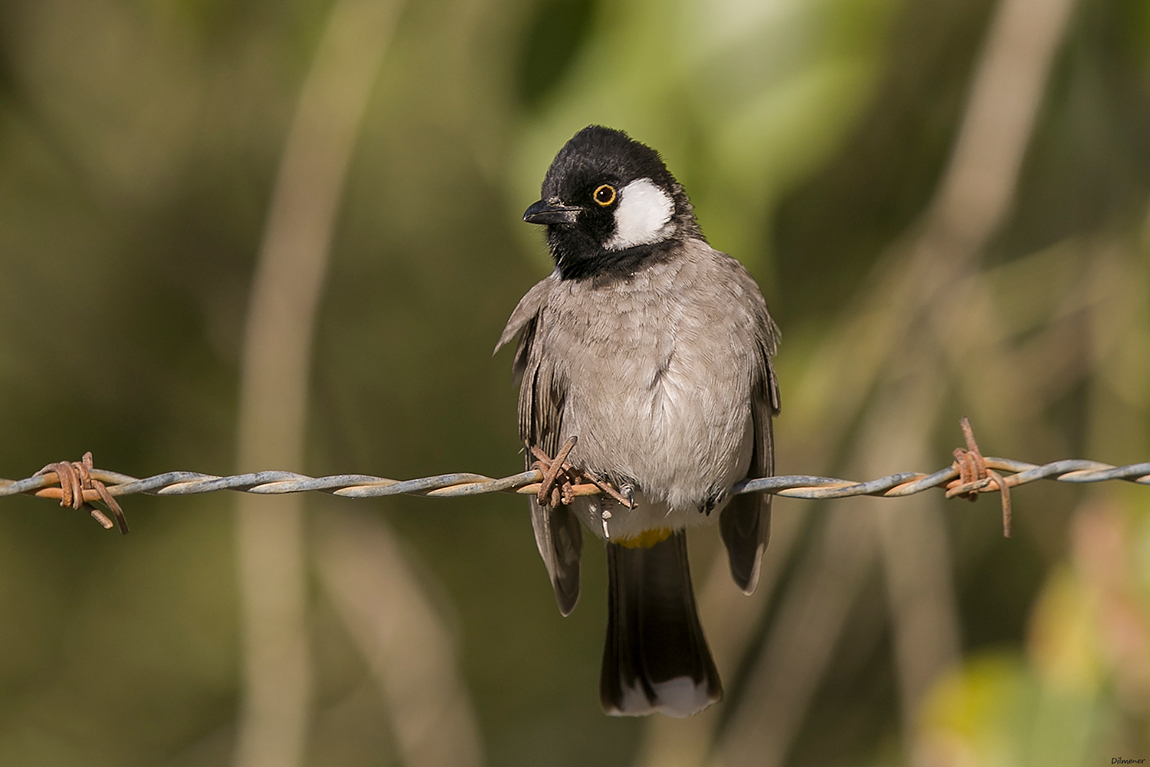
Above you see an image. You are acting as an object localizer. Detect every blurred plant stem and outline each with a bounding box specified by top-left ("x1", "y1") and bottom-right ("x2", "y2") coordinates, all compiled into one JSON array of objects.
[
  {"x1": 315, "y1": 506, "x2": 484, "y2": 767},
  {"x1": 633, "y1": 0, "x2": 1079, "y2": 762},
  {"x1": 233, "y1": 1, "x2": 401, "y2": 766},
  {"x1": 917, "y1": 240, "x2": 1150, "y2": 762}
]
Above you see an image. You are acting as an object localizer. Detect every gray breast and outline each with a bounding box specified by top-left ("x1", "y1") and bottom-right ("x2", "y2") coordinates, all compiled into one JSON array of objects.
[{"x1": 540, "y1": 243, "x2": 758, "y2": 511}]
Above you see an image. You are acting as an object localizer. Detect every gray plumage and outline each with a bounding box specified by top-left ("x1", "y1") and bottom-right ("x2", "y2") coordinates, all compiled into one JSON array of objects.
[{"x1": 496, "y1": 125, "x2": 780, "y2": 716}]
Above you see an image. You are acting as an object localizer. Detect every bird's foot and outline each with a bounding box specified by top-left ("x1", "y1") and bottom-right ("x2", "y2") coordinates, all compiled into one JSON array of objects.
[{"x1": 618, "y1": 483, "x2": 635, "y2": 510}]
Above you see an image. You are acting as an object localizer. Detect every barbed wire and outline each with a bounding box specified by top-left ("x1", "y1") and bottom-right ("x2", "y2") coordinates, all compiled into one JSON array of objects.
[{"x1": 2, "y1": 420, "x2": 1148, "y2": 538}]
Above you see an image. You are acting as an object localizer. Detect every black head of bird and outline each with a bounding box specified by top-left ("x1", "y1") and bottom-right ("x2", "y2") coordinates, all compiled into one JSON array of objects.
[{"x1": 523, "y1": 125, "x2": 704, "y2": 280}]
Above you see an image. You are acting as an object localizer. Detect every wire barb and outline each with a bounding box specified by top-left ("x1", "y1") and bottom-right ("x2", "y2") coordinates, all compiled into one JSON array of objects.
[
  {"x1": 531, "y1": 437, "x2": 580, "y2": 507},
  {"x1": 528, "y1": 436, "x2": 635, "y2": 509},
  {"x1": 3, "y1": 420, "x2": 1149, "y2": 535},
  {"x1": 33, "y1": 452, "x2": 129, "y2": 534},
  {"x1": 945, "y1": 417, "x2": 1012, "y2": 537}
]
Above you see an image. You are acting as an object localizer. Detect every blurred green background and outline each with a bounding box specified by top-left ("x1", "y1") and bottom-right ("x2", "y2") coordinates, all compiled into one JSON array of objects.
[{"x1": 1, "y1": 0, "x2": 1148, "y2": 765}]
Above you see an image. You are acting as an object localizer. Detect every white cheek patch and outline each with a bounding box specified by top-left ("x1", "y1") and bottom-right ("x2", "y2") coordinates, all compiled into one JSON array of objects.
[{"x1": 604, "y1": 178, "x2": 675, "y2": 250}]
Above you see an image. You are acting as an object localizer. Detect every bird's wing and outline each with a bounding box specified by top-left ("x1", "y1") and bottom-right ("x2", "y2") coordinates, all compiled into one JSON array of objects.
[
  {"x1": 720, "y1": 311, "x2": 781, "y2": 595},
  {"x1": 498, "y1": 278, "x2": 583, "y2": 615}
]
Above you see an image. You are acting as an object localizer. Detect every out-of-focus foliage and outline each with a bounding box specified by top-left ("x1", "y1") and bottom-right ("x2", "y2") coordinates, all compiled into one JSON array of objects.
[
  {"x1": 0, "y1": 0, "x2": 1147, "y2": 765},
  {"x1": 919, "y1": 495, "x2": 1150, "y2": 767},
  {"x1": 511, "y1": 0, "x2": 905, "y2": 274}
]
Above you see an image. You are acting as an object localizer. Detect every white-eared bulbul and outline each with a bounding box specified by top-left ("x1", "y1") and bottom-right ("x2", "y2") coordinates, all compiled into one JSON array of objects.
[{"x1": 497, "y1": 125, "x2": 780, "y2": 717}]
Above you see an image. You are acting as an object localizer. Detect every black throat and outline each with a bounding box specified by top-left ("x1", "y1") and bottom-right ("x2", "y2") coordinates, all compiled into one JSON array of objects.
[{"x1": 551, "y1": 235, "x2": 682, "y2": 283}]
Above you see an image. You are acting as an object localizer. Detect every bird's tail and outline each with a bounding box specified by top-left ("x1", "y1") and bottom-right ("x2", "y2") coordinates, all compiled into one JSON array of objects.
[{"x1": 600, "y1": 530, "x2": 722, "y2": 717}]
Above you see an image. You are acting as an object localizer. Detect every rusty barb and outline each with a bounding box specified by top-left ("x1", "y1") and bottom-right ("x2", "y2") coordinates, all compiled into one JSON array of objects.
[
  {"x1": 946, "y1": 417, "x2": 1012, "y2": 537},
  {"x1": 2, "y1": 420, "x2": 1149, "y2": 536},
  {"x1": 528, "y1": 436, "x2": 635, "y2": 510},
  {"x1": 34, "y1": 452, "x2": 129, "y2": 534}
]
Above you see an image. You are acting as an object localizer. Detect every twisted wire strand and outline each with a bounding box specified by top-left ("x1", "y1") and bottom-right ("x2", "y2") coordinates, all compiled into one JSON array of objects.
[{"x1": 2, "y1": 457, "x2": 1148, "y2": 505}]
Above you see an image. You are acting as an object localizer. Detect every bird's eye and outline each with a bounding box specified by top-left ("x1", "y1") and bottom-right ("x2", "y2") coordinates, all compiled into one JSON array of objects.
[{"x1": 593, "y1": 184, "x2": 616, "y2": 207}]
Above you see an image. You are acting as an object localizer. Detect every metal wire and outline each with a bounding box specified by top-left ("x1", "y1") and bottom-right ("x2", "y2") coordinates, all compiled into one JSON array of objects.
[
  {"x1": 2, "y1": 456, "x2": 1148, "y2": 504},
  {"x1": 2, "y1": 418, "x2": 1148, "y2": 542}
]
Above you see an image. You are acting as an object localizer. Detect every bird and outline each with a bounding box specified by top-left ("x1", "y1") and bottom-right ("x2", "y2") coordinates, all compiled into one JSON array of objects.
[{"x1": 496, "y1": 125, "x2": 780, "y2": 717}]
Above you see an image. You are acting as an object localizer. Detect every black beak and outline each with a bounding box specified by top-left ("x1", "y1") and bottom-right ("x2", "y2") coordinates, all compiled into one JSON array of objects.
[{"x1": 523, "y1": 199, "x2": 580, "y2": 225}]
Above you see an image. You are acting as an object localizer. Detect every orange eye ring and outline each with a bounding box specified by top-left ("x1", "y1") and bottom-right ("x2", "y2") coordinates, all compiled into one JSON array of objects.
[{"x1": 593, "y1": 184, "x2": 616, "y2": 207}]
